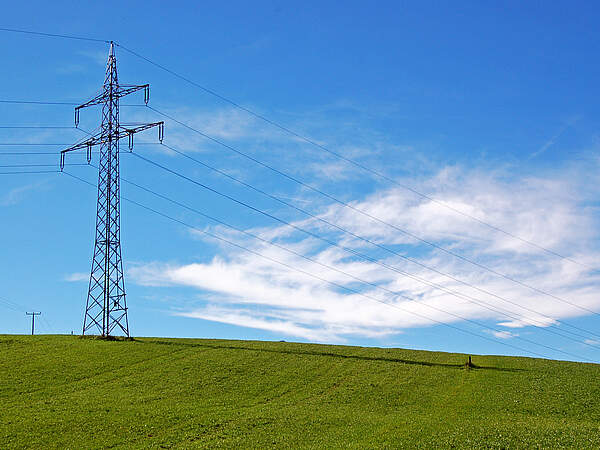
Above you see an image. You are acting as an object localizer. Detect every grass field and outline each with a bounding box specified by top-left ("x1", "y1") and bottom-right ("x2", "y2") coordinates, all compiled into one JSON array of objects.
[{"x1": 1, "y1": 335, "x2": 599, "y2": 448}]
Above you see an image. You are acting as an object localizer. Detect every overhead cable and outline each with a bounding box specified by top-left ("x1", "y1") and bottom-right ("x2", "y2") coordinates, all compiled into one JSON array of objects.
[
  {"x1": 114, "y1": 43, "x2": 592, "y2": 270},
  {"x1": 0, "y1": 27, "x2": 108, "y2": 43},
  {"x1": 146, "y1": 108, "x2": 600, "y2": 321},
  {"x1": 154, "y1": 142, "x2": 600, "y2": 342}
]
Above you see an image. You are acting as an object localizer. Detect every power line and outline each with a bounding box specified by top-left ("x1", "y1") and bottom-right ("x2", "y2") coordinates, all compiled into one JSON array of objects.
[
  {"x1": 40, "y1": 316, "x2": 54, "y2": 334},
  {"x1": 0, "y1": 143, "x2": 159, "y2": 148},
  {"x1": 0, "y1": 27, "x2": 108, "y2": 43},
  {"x1": 0, "y1": 100, "x2": 78, "y2": 106},
  {"x1": 0, "y1": 99, "x2": 146, "y2": 107},
  {"x1": 0, "y1": 294, "x2": 33, "y2": 312},
  {"x1": 0, "y1": 163, "x2": 88, "y2": 168},
  {"x1": 0, "y1": 152, "x2": 59, "y2": 155},
  {"x1": 143, "y1": 111, "x2": 600, "y2": 324},
  {"x1": 0, "y1": 143, "x2": 72, "y2": 146},
  {"x1": 0, "y1": 126, "x2": 82, "y2": 129},
  {"x1": 0, "y1": 29, "x2": 593, "y2": 269},
  {"x1": 0, "y1": 151, "x2": 137, "y2": 156},
  {"x1": 0, "y1": 298, "x2": 23, "y2": 312},
  {"x1": 91, "y1": 163, "x2": 598, "y2": 351},
  {"x1": 115, "y1": 44, "x2": 593, "y2": 271},
  {"x1": 0, "y1": 170, "x2": 60, "y2": 175},
  {"x1": 0, "y1": 294, "x2": 55, "y2": 333},
  {"x1": 152, "y1": 142, "x2": 600, "y2": 343},
  {"x1": 63, "y1": 170, "x2": 588, "y2": 362},
  {"x1": 128, "y1": 150, "x2": 600, "y2": 346}
]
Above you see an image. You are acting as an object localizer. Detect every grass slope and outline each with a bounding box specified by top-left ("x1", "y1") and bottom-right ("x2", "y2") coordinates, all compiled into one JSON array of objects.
[{"x1": 1, "y1": 335, "x2": 599, "y2": 448}]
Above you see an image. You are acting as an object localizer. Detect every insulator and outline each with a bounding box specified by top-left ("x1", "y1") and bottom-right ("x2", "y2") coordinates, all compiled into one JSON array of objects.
[
  {"x1": 60, "y1": 153, "x2": 65, "y2": 171},
  {"x1": 75, "y1": 108, "x2": 80, "y2": 127},
  {"x1": 144, "y1": 86, "x2": 150, "y2": 105},
  {"x1": 128, "y1": 132, "x2": 134, "y2": 151},
  {"x1": 158, "y1": 122, "x2": 164, "y2": 143},
  {"x1": 87, "y1": 143, "x2": 92, "y2": 164}
]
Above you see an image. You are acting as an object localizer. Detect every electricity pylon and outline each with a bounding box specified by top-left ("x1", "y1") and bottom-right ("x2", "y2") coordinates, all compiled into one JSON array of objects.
[{"x1": 61, "y1": 41, "x2": 164, "y2": 337}]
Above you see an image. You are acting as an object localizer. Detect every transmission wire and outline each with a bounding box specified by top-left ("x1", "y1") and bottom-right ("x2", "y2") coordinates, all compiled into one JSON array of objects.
[
  {"x1": 0, "y1": 170, "x2": 60, "y2": 175},
  {"x1": 0, "y1": 29, "x2": 592, "y2": 269},
  {"x1": 0, "y1": 27, "x2": 108, "y2": 43},
  {"x1": 143, "y1": 109, "x2": 600, "y2": 323},
  {"x1": 151, "y1": 142, "x2": 600, "y2": 342},
  {"x1": 125, "y1": 151, "x2": 600, "y2": 345},
  {"x1": 114, "y1": 42, "x2": 593, "y2": 271}
]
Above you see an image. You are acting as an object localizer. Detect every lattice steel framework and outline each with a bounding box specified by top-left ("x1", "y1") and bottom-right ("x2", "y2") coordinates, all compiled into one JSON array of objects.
[{"x1": 61, "y1": 42, "x2": 164, "y2": 337}]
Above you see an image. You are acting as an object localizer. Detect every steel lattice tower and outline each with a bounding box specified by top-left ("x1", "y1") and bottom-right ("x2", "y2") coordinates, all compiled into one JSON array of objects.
[{"x1": 61, "y1": 42, "x2": 164, "y2": 337}]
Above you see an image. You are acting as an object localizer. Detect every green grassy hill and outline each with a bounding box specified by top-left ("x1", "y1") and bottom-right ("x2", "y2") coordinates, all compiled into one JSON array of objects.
[{"x1": 1, "y1": 335, "x2": 599, "y2": 448}]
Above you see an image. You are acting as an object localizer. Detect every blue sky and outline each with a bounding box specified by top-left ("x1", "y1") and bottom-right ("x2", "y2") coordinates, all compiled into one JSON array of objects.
[{"x1": 1, "y1": 1, "x2": 600, "y2": 362}]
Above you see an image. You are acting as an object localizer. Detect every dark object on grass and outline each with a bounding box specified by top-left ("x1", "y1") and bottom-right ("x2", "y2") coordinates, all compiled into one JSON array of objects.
[{"x1": 465, "y1": 355, "x2": 476, "y2": 369}]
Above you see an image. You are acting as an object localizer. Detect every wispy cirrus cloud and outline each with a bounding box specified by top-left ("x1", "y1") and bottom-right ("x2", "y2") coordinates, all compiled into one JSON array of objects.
[
  {"x1": 530, "y1": 116, "x2": 581, "y2": 160},
  {"x1": 77, "y1": 49, "x2": 108, "y2": 67},
  {"x1": 1, "y1": 181, "x2": 49, "y2": 206},
  {"x1": 126, "y1": 105, "x2": 289, "y2": 151}
]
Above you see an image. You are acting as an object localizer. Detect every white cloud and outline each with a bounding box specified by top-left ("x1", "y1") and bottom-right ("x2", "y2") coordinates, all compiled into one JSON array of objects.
[
  {"x1": 124, "y1": 105, "x2": 291, "y2": 153},
  {"x1": 319, "y1": 165, "x2": 599, "y2": 259},
  {"x1": 127, "y1": 159, "x2": 600, "y2": 343},
  {"x1": 78, "y1": 49, "x2": 108, "y2": 67},
  {"x1": 55, "y1": 50, "x2": 108, "y2": 75},
  {"x1": 309, "y1": 160, "x2": 355, "y2": 181},
  {"x1": 175, "y1": 306, "x2": 341, "y2": 342},
  {"x1": 64, "y1": 272, "x2": 89, "y2": 282},
  {"x1": 491, "y1": 330, "x2": 519, "y2": 339}
]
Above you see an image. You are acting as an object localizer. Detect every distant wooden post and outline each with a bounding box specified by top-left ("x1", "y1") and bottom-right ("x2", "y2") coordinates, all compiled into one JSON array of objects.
[{"x1": 26, "y1": 312, "x2": 41, "y2": 335}]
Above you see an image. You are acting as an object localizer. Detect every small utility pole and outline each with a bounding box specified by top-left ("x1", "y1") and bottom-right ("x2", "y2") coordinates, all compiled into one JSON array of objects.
[{"x1": 26, "y1": 312, "x2": 41, "y2": 335}]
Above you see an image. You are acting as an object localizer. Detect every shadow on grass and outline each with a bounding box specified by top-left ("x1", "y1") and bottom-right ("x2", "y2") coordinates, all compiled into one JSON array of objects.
[
  {"x1": 134, "y1": 338, "x2": 523, "y2": 372},
  {"x1": 79, "y1": 335, "x2": 135, "y2": 342}
]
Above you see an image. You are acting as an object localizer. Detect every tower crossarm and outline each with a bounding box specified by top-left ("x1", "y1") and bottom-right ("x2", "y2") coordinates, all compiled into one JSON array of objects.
[
  {"x1": 60, "y1": 121, "x2": 164, "y2": 169},
  {"x1": 75, "y1": 92, "x2": 106, "y2": 111},
  {"x1": 61, "y1": 136, "x2": 101, "y2": 154},
  {"x1": 114, "y1": 84, "x2": 150, "y2": 101},
  {"x1": 74, "y1": 84, "x2": 150, "y2": 126},
  {"x1": 119, "y1": 122, "x2": 164, "y2": 137}
]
